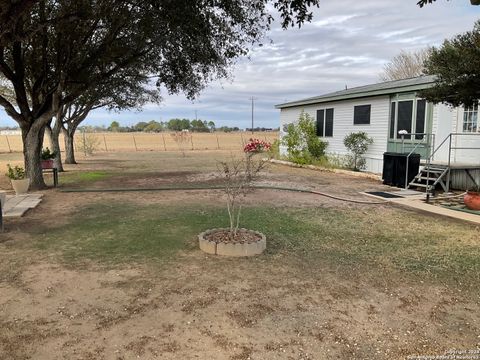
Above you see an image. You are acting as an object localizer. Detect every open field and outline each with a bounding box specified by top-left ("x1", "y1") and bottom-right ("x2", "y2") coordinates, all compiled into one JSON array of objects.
[
  {"x1": 0, "y1": 150, "x2": 479, "y2": 359},
  {"x1": 0, "y1": 131, "x2": 279, "y2": 153}
]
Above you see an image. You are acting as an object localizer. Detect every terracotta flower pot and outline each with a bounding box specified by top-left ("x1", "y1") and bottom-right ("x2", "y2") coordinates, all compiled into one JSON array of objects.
[
  {"x1": 41, "y1": 159, "x2": 54, "y2": 169},
  {"x1": 464, "y1": 191, "x2": 480, "y2": 211},
  {"x1": 11, "y1": 178, "x2": 30, "y2": 195}
]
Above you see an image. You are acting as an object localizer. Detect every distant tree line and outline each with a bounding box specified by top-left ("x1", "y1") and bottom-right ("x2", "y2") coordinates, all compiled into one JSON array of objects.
[{"x1": 94, "y1": 119, "x2": 253, "y2": 133}]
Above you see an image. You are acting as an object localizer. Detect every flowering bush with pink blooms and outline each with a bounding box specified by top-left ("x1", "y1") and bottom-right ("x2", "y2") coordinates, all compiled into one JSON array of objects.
[{"x1": 243, "y1": 138, "x2": 272, "y2": 154}]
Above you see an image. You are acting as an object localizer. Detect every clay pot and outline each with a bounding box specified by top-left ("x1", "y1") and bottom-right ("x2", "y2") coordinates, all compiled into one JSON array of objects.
[
  {"x1": 41, "y1": 159, "x2": 54, "y2": 169},
  {"x1": 464, "y1": 191, "x2": 480, "y2": 211}
]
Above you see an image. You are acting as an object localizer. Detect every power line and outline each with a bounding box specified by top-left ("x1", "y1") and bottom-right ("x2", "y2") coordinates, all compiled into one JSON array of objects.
[{"x1": 249, "y1": 96, "x2": 257, "y2": 134}]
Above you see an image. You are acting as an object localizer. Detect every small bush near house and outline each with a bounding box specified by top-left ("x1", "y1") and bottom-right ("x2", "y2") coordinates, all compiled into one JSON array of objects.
[
  {"x1": 267, "y1": 139, "x2": 280, "y2": 159},
  {"x1": 343, "y1": 132, "x2": 374, "y2": 171},
  {"x1": 282, "y1": 111, "x2": 328, "y2": 164}
]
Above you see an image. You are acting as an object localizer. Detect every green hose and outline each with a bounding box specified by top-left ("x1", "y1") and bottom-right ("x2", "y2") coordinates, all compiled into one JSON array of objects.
[{"x1": 59, "y1": 184, "x2": 388, "y2": 205}]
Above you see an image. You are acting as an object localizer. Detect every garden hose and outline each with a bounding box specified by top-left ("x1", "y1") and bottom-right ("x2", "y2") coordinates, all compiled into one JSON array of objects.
[{"x1": 59, "y1": 184, "x2": 388, "y2": 205}]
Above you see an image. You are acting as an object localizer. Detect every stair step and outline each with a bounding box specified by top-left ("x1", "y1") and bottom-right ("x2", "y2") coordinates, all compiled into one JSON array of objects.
[
  {"x1": 423, "y1": 167, "x2": 447, "y2": 172},
  {"x1": 415, "y1": 176, "x2": 440, "y2": 181},
  {"x1": 420, "y1": 169, "x2": 444, "y2": 174},
  {"x1": 409, "y1": 183, "x2": 434, "y2": 189}
]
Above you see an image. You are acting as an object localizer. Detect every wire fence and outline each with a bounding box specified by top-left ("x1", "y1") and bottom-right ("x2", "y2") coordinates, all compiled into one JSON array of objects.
[{"x1": 0, "y1": 131, "x2": 279, "y2": 153}]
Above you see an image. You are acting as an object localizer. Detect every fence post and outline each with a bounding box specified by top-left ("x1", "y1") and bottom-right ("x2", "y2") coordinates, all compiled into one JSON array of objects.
[
  {"x1": 103, "y1": 134, "x2": 108, "y2": 152},
  {"x1": 82, "y1": 129, "x2": 87, "y2": 156},
  {"x1": 5, "y1": 136, "x2": 11, "y2": 153},
  {"x1": 215, "y1": 133, "x2": 220, "y2": 150},
  {"x1": 190, "y1": 134, "x2": 194, "y2": 150},
  {"x1": 0, "y1": 198, "x2": 3, "y2": 233},
  {"x1": 132, "y1": 134, "x2": 138, "y2": 151},
  {"x1": 161, "y1": 133, "x2": 167, "y2": 151},
  {"x1": 240, "y1": 133, "x2": 245, "y2": 146}
]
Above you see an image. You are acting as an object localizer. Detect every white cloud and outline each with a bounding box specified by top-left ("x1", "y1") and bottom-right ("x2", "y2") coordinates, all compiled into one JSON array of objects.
[{"x1": 1, "y1": 0, "x2": 479, "y2": 129}]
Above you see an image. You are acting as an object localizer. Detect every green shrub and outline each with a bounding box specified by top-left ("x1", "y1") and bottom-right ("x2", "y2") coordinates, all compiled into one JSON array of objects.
[
  {"x1": 282, "y1": 111, "x2": 328, "y2": 164},
  {"x1": 343, "y1": 132, "x2": 373, "y2": 171},
  {"x1": 6, "y1": 164, "x2": 26, "y2": 180},
  {"x1": 267, "y1": 139, "x2": 280, "y2": 159}
]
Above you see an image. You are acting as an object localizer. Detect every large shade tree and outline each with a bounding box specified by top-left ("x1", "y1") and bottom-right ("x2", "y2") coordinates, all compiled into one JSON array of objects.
[
  {"x1": 49, "y1": 69, "x2": 161, "y2": 170},
  {"x1": 0, "y1": 0, "x2": 320, "y2": 189},
  {"x1": 420, "y1": 20, "x2": 480, "y2": 107}
]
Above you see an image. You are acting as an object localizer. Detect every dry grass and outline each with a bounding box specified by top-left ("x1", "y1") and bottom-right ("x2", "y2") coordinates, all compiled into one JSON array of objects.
[
  {"x1": 0, "y1": 131, "x2": 278, "y2": 153},
  {"x1": 0, "y1": 151, "x2": 479, "y2": 359}
]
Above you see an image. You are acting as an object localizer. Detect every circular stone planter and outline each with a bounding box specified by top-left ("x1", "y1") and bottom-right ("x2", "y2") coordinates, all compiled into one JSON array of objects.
[{"x1": 198, "y1": 228, "x2": 266, "y2": 257}]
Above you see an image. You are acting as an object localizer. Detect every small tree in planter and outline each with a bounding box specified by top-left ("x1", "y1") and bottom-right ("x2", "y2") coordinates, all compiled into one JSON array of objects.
[
  {"x1": 343, "y1": 132, "x2": 374, "y2": 171},
  {"x1": 41, "y1": 147, "x2": 57, "y2": 169},
  {"x1": 199, "y1": 138, "x2": 271, "y2": 256},
  {"x1": 6, "y1": 164, "x2": 30, "y2": 195}
]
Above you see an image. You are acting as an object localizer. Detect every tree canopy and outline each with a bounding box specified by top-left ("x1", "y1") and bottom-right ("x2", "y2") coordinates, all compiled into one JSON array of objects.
[
  {"x1": 420, "y1": 20, "x2": 480, "y2": 107},
  {"x1": 0, "y1": 0, "x2": 320, "y2": 188}
]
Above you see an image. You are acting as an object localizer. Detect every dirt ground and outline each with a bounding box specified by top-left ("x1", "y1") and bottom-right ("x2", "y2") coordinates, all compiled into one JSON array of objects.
[{"x1": 0, "y1": 151, "x2": 479, "y2": 360}]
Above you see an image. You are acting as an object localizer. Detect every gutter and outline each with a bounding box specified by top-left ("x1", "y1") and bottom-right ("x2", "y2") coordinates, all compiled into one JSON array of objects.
[{"x1": 275, "y1": 82, "x2": 435, "y2": 109}]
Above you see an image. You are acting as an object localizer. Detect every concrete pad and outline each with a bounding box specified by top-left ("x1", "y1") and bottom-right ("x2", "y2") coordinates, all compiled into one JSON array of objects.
[
  {"x1": 391, "y1": 198, "x2": 480, "y2": 225},
  {"x1": 3, "y1": 194, "x2": 43, "y2": 218}
]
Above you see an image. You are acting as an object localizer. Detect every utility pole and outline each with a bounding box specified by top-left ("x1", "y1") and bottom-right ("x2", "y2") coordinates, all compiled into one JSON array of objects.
[
  {"x1": 195, "y1": 110, "x2": 198, "y2": 121},
  {"x1": 249, "y1": 96, "x2": 257, "y2": 134}
]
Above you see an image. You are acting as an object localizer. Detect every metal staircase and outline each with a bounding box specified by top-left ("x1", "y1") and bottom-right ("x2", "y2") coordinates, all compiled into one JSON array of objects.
[
  {"x1": 408, "y1": 164, "x2": 449, "y2": 194},
  {"x1": 407, "y1": 132, "x2": 480, "y2": 197}
]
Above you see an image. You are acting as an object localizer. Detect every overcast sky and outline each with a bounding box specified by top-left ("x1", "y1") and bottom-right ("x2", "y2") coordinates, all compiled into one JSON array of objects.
[{"x1": 1, "y1": 0, "x2": 480, "y2": 129}]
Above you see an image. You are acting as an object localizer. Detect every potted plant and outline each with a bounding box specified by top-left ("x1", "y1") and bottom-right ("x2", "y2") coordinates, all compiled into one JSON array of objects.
[
  {"x1": 198, "y1": 139, "x2": 271, "y2": 256},
  {"x1": 464, "y1": 183, "x2": 480, "y2": 211},
  {"x1": 41, "y1": 147, "x2": 56, "y2": 169},
  {"x1": 5, "y1": 164, "x2": 30, "y2": 195}
]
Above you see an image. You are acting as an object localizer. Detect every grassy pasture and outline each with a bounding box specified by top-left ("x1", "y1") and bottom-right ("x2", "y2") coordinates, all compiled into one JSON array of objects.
[{"x1": 0, "y1": 131, "x2": 279, "y2": 153}]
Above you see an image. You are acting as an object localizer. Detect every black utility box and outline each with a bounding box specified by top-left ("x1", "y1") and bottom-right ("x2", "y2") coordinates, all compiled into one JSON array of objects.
[{"x1": 382, "y1": 152, "x2": 420, "y2": 188}]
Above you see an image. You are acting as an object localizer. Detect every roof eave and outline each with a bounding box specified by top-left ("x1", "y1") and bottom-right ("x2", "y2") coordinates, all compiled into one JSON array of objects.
[{"x1": 275, "y1": 83, "x2": 434, "y2": 109}]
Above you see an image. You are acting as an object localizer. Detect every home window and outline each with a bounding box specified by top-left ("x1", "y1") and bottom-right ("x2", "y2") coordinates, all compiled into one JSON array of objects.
[
  {"x1": 353, "y1": 105, "x2": 371, "y2": 125},
  {"x1": 389, "y1": 99, "x2": 427, "y2": 140},
  {"x1": 463, "y1": 105, "x2": 478, "y2": 133},
  {"x1": 316, "y1": 108, "x2": 334, "y2": 137},
  {"x1": 415, "y1": 100, "x2": 426, "y2": 139},
  {"x1": 396, "y1": 101, "x2": 413, "y2": 139}
]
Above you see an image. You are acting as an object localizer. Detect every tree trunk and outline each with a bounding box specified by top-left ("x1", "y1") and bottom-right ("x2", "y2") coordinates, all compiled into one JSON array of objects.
[
  {"x1": 63, "y1": 127, "x2": 77, "y2": 164},
  {"x1": 49, "y1": 118, "x2": 64, "y2": 171},
  {"x1": 21, "y1": 124, "x2": 47, "y2": 190}
]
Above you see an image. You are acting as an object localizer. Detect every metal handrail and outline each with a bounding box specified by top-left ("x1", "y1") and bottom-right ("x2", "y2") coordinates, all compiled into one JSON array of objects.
[
  {"x1": 400, "y1": 133, "x2": 435, "y2": 189},
  {"x1": 424, "y1": 132, "x2": 480, "y2": 197}
]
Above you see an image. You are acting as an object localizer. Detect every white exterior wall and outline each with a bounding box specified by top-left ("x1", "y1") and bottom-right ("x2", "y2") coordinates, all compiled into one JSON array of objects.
[
  {"x1": 452, "y1": 107, "x2": 480, "y2": 165},
  {"x1": 431, "y1": 103, "x2": 456, "y2": 163},
  {"x1": 431, "y1": 104, "x2": 480, "y2": 166},
  {"x1": 279, "y1": 96, "x2": 390, "y2": 174}
]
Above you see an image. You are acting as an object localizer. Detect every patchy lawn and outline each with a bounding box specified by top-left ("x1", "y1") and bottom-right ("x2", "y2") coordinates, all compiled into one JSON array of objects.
[{"x1": 0, "y1": 151, "x2": 479, "y2": 360}]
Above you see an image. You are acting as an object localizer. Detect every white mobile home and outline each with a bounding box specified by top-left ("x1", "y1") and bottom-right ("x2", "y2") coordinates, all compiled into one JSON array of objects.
[{"x1": 276, "y1": 76, "x2": 480, "y2": 191}]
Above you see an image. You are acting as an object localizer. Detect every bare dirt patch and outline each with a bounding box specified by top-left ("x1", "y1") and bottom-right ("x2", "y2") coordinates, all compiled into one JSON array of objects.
[
  {"x1": 1, "y1": 258, "x2": 478, "y2": 360},
  {"x1": 0, "y1": 152, "x2": 479, "y2": 359}
]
